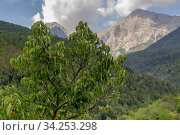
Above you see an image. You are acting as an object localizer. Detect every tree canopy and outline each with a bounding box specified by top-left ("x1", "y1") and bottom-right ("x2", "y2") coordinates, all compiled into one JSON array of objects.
[{"x1": 0, "y1": 21, "x2": 127, "y2": 120}]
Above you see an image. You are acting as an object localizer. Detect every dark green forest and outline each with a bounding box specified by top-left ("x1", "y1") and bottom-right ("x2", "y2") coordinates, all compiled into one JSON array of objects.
[
  {"x1": 0, "y1": 22, "x2": 29, "y2": 87},
  {"x1": 0, "y1": 20, "x2": 180, "y2": 120},
  {"x1": 0, "y1": 21, "x2": 67, "y2": 87},
  {"x1": 125, "y1": 27, "x2": 180, "y2": 87},
  {"x1": 90, "y1": 67, "x2": 179, "y2": 119},
  {"x1": 0, "y1": 21, "x2": 31, "y2": 36}
]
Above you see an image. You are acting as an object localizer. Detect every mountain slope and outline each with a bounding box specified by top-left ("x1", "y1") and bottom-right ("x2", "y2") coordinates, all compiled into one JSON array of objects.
[
  {"x1": 0, "y1": 20, "x2": 31, "y2": 36},
  {"x1": 122, "y1": 95, "x2": 180, "y2": 120},
  {"x1": 125, "y1": 27, "x2": 180, "y2": 86},
  {"x1": 0, "y1": 21, "x2": 31, "y2": 86},
  {"x1": 46, "y1": 22, "x2": 74, "y2": 38},
  {"x1": 90, "y1": 67, "x2": 179, "y2": 120},
  {"x1": 98, "y1": 9, "x2": 180, "y2": 57}
]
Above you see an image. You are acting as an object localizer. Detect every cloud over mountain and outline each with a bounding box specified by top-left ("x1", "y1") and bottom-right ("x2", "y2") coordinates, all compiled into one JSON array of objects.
[
  {"x1": 98, "y1": 0, "x2": 178, "y2": 16},
  {"x1": 32, "y1": 0, "x2": 179, "y2": 30},
  {"x1": 33, "y1": 0, "x2": 103, "y2": 30}
]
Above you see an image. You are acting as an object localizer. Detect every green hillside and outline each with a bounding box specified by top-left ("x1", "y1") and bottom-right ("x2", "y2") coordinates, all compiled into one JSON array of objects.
[
  {"x1": 125, "y1": 27, "x2": 180, "y2": 86},
  {"x1": 0, "y1": 21, "x2": 67, "y2": 87},
  {"x1": 121, "y1": 94, "x2": 180, "y2": 120},
  {"x1": 90, "y1": 67, "x2": 179, "y2": 120},
  {"x1": 0, "y1": 20, "x2": 31, "y2": 68},
  {"x1": 0, "y1": 22, "x2": 30, "y2": 87},
  {"x1": 0, "y1": 20, "x2": 31, "y2": 36}
]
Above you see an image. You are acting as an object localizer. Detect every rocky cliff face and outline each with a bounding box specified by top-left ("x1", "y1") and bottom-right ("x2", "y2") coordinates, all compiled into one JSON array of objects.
[
  {"x1": 98, "y1": 9, "x2": 180, "y2": 57},
  {"x1": 46, "y1": 22, "x2": 74, "y2": 39}
]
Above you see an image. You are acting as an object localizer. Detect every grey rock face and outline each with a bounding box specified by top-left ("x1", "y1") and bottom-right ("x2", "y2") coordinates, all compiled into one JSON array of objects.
[
  {"x1": 98, "y1": 9, "x2": 180, "y2": 58},
  {"x1": 46, "y1": 22, "x2": 74, "y2": 39},
  {"x1": 50, "y1": 26, "x2": 68, "y2": 39}
]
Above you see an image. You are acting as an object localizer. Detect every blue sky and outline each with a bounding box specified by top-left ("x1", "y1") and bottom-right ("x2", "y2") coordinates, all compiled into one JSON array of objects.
[{"x1": 0, "y1": 0, "x2": 180, "y2": 32}]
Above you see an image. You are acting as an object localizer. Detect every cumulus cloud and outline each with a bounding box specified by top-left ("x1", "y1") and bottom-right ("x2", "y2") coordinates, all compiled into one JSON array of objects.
[
  {"x1": 32, "y1": 12, "x2": 42, "y2": 23},
  {"x1": 32, "y1": 0, "x2": 179, "y2": 31},
  {"x1": 98, "y1": 0, "x2": 179, "y2": 16},
  {"x1": 97, "y1": 0, "x2": 116, "y2": 16},
  {"x1": 104, "y1": 20, "x2": 115, "y2": 27},
  {"x1": 38, "y1": 0, "x2": 103, "y2": 30},
  {"x1": 108, "y1": 21, "x2": 115, "y2": 26}
]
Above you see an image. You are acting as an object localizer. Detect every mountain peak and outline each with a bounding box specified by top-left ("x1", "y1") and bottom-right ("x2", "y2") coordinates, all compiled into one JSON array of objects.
[
  {"x1": 98, "y1": 9, "x2": 180, "y2": 57},
  {"x1": 128, "y1": 8, "x2": 168, "y2": 18},
  {"x1": 45, "y1": 22, "x2": 75, "y2": 39},
  {"x1": 130, "y1": 8, "x2": 146, "y2": 14},
  {"x1": 46, "y1": 22, "x2": 65, "y2": 30}
]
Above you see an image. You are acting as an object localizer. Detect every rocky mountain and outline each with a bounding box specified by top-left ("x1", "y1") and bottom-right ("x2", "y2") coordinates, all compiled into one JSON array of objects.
[
  {"x1": 46, "y1": 22, "x2": 74, "y2": 39},
  {"x1": 98, "y1": 9, "x2": 180, "y2": 57}
]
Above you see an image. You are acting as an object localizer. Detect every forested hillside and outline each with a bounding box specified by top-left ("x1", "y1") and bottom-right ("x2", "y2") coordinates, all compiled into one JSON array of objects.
[
  {"x1": 90, "y1": 67, "x2": 179, "y2": 119},
  {"x1": 0, "y1": 20, "x2": 67, "y2": 87},
  {"x1": 122, "y1": 94, "x2": 180, "y2": 120},
  {"x1": 0, "y1": 21, "x2": 30, "y2": 87},
  {"x1": 0, "y1": 21, "x2": 31, "y2": 36},
  {"x1": 125, "y1": 27, "x2": 180, "y2": 86}
]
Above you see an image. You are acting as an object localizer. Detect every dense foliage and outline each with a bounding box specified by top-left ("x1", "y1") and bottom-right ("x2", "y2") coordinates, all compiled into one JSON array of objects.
[
  {"x1": 0, "y1": 20, "x2": 31, "y2": 36},
  {"x1": 0, "y1": 21, "x2": 67, "y2": 87},
  {"x1": 0, "y1": 30, "x2": 29, "y2": 87},
  {"x1": 0, "y1": 21, "x2": 127, "y2": 120},
  {"x1": 121, "y1": 94, "x2": 180, "y2": 120},
  {"x1": 90, "y1": 67, "x2": 179, "y2": 119}
]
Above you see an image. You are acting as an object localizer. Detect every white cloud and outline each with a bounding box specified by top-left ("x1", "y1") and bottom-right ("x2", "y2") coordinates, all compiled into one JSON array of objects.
[
  {"x1": 32, "y1": 0, "x2": 179, "y2": 31},
  {"x1": 97, "y1": 0, "x2": 116, "y2": 16},
  {"x1": 32, "y1": 12, "x2": 42, "y2": 23},
  {"x1": 104, "y1": 20, "x2": 115, "y2": 27},
  {"x1": 108, "y1": 21, "x2": 115, "y2": 26},
  {"x1": 33, "y1": 0, "x2": 103, "y2": 30},
  {"x1": 98, "y1": 0, "x2": 178, "y2": 17}
]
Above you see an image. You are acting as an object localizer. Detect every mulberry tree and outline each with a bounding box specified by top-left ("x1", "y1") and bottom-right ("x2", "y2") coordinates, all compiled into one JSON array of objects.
[{"x1": 8, "y1": 21, "x2": 127, "y2": 120}]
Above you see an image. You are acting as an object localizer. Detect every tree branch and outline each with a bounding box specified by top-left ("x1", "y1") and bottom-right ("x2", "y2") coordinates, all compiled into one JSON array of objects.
[
  {"x1": 53, "y1": 101, "x2": 70, "y2": 120},
  {"x1": 67, "y1": 86, "x2": 113, "y2": 120},
  {"x1": 47, "y1": 75, "x2": 57, "y2": 92},
  {"x1": 72, "y1": 58, "x2": 87, "y2": 83},
  {"x1": 47, "y1": 75, "x2": 60, "y2": 113},
  {"x1": 89, "y1": 86, "x2": 113, "y2": 111}
]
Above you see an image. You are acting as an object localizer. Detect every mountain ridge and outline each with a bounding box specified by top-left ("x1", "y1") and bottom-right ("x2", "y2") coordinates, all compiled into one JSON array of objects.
[
  {"x1": 0, "y1": 20, "x2": 31, "y2": 36},
  {"x1": 98, "y1": 9, "x2": 180, "y2": 57}
]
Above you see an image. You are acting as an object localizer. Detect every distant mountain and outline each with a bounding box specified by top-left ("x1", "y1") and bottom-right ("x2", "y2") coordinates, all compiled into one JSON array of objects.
[
  {"x1": 125, "y1": 26, "x2": 180, "y2": 86},
  {"x1": 98, "y1": 9, "x2": 180, "y2": 57},
  {"x1": 46, "y1": 22, "x2": 74, "y2": 39}
]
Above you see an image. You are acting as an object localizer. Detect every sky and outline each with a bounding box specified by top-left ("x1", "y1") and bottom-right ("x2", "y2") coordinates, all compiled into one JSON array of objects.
[{"x1": 0, "y1": 0, "x2": 180, "y2": 32}]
